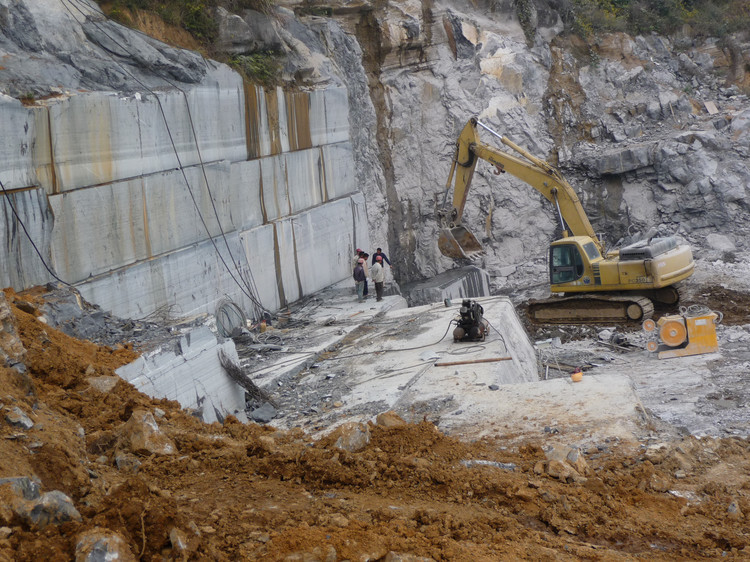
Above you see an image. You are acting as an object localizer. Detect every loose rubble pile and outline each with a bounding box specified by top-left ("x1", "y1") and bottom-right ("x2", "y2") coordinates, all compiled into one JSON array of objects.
[{"x1": 2, "y1": 285, "x2": 750, "y2": 560}]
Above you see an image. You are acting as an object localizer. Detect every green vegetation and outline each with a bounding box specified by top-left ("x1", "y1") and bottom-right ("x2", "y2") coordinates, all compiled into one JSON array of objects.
[
  {"x1": 516, "y1": 0, "x2": 536, "y2": 46},
  {"x1": 96, "y1": 0, "x2": 274, "y2": 43},
  {"x1": 95, "y1": 0, "x2": 282, "y2": 83},
  {"x1": 570, "y1": 0, "x2": 750, "y2": 39},
  {"x1": 230, "y1": 52, "x2": 282, "y2": 86}
]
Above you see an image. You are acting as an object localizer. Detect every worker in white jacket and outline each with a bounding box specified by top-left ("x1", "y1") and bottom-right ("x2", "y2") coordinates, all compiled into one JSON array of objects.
[{"x1": 371, "y1": 255, "x2": 386, "y2": 301}]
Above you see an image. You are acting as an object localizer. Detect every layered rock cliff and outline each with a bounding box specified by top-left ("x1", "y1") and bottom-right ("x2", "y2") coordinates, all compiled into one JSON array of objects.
[{"x1": 1, "y1": 0, "x2": 749, "y2": 315}]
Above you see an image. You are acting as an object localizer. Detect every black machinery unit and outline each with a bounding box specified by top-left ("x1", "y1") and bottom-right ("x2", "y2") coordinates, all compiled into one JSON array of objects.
[{"x1": 453, "y1": 299, "x2": 489, "y2": 342}]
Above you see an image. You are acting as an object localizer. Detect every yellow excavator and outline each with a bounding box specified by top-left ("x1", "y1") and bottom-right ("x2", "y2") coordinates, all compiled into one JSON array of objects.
[{"x1": 438, "y1": 117, "x2": 695, "y2": 323}]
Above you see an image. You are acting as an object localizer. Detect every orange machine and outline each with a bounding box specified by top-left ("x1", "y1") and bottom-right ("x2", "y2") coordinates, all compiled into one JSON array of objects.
[{"x1": 643, "y1": 306, "x2": 721, "y2": 359}]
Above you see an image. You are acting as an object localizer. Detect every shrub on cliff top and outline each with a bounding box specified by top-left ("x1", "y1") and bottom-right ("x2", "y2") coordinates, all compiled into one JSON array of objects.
[
  {"x1": 571, "y1": 0, "x2": 750, "y2": 38},
  {"x1": 97, "y1": 0, "x2": 275, "y2": 45}
]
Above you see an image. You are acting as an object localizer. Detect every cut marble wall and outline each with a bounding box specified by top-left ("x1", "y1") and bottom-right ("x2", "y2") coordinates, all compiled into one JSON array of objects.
[
  {"x1": 75, "y1": 232, "x2": 254, "y2": 320},
  {"x1": 47, "y1": 74, "x2": 246, "y2": 193},
  {"x1": 1, "y1": 76, "x2": 362, "y2": 323}
]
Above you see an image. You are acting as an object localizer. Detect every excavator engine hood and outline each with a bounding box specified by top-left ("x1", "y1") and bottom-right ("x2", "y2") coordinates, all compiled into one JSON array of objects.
[{"x1": 438, "y1": 225, "x2": 483, "y2": 259}]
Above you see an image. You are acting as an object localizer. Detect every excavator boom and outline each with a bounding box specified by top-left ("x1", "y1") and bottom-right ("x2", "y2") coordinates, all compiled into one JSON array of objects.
[{"x1": 439, "y1": 117, "x2": 601, "y2": 259}]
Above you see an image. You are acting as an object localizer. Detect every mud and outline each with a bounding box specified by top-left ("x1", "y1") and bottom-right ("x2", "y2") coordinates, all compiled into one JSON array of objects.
[{"x1": 1, "y1": 288, "x2": 750, "y2": 560}]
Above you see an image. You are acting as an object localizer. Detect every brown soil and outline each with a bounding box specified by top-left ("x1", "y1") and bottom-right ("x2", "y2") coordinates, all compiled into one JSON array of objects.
[
  {"x1": 683, "y1": 285, "x2": 750, "y2": 326},
  {"x1": 1, "y1": 290, "x2": 750, "y2": 560}
]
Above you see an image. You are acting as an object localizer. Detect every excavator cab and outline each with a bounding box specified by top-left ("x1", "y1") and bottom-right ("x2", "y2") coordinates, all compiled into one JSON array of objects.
[
  {"x1": 438, "y1": 225, "x2": 483, "y2": 260},
  {"x1": 550, "y1": 244, "x2": 585, "y2": 284}
]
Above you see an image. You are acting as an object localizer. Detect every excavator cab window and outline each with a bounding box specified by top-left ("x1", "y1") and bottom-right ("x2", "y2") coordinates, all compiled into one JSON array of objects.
[
  {"x1": 550, "y1": 244, "x2": 584, "y2": 284},
  {"x1": 582, "y1": 241, "x2": 601, "y2": 261}
]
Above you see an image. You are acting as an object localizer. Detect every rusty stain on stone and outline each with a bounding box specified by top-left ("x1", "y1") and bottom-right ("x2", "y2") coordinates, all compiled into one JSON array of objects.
[
  {"x1": 244, "y1": 82, "x2": 262, "y2": 159},
  {"x1": 285, "y1": 91, "x2": 312, "y2": 151},
  {"x1": 265, "y1": 88, "x2": 282, "y2": 155}
]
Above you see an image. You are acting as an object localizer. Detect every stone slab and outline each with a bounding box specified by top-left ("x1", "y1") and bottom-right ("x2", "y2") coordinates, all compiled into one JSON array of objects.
[
  {"x1": 405, "y1": 266, "x2": 491, "y2": 306},
  {"x1": 286, "y1": 148, "x2": 324, "y2": 213},
  {"x1": 321, "y1": 142, "x2": 357, "y2": 200},
  {"x1": 239, "y1": 224, "x2": 281, "y2": 312},
  {"x1": 272, "y1": 218, "x2": 301, "y2": 305},
  {"x1": 76, "y1": 232, "x2": 256, "y2": 320},
  {"x1": 228, "y1": 159, "x2": 263, "y2": 230},
  {"x1": 142, "y1": 161, "x2": 232, "y2": 257},
  {"x1": 260, "y1": 154, "x2": 290, "y2": 222},
  {"x1": 0, "y1": 188, "x2": 55, "y2": 289},
  {"x1": 292, "y1": 198, "x2": 359, "y2": 296},
  {"x1": 116, "y1": 326, "x2": 245, "y2": 424},
  {"x1": 309, "y1": 87, "x2": 349, "y2": 147},
  {"x1": 47, "y1": 80, "x2": 246, "y2": 192},
  {"x1": 0, "y1": 98, "x2": 52, "y2": 191},
  {"x1": 48, "y1": 178, "x2": 148, "y2": 282}
]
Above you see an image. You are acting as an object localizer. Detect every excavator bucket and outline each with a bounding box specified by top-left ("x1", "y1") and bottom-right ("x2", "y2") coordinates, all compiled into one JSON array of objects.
[{"x1": 438, "y1": 226, "x2": 483, "y2": 259}]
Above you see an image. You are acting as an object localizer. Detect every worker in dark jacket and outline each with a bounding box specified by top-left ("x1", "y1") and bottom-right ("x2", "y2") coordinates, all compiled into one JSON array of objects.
[
  {"x1": 353, "y1": 258, "x2": 366, "y2": 302},
  {"x1": 371, "y1": 248, "x2": 391, "y2": 266}
]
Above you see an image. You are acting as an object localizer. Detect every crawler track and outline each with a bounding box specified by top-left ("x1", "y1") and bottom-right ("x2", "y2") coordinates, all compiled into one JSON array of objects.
[{"x1": 528, "y1": 294, "x2": 654, "y2": 324}]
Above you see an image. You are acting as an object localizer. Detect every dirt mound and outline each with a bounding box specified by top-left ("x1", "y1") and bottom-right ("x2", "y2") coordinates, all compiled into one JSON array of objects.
[{"x1": 1, "y1": 289, "x2": 749, "y2": 560}]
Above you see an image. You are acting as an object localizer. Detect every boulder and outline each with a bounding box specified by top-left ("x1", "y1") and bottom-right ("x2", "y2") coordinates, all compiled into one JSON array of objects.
[
  {"x1": 1, "y1": 481, "x2": 81, "y2": 530},
  {"x1": 0, "y1": 477, "x2": 40, "y2": 501},
  {"x1": 114, "y1": 453, "x2": 142, "y2": 474},
  {"x1": 0, "y1": 293, "x2": 26, "y2": 365},
  {"x1": 75, "y1": 528, "x2": 136, "y2": 562},
  {"x1": 375, "y1": 411, "x2": 407, "y2": 428},
  {"x1": 442, "y1": 10, "x2": 477, "y2": 59},
  {"x1": 169, "y1": 527, "x2": 195, "y2": 555},
  {"x1": 330, "y1": 422, "x2": 371, "y2": 452},
  {"x1": 592, "y1": 144, "x2": 654, "y2": 175},
  {"x1": 545, "y1": 459, "x2": 580, "y2": 483},
  {"x1": 214, "y1": 7, "x2": 283, "y2": 55},
  {"x1": 4, "y1": 407, "x2": 33, "y2": 430},
  {"x1": 86, "y1": 376, "x2": 120, "y2": 394},
  {"x1": 706, "y1": 233, "x2": 736, "y2": 252},
  {"x1": 117, "y1": 410, "x2": 176, "y2": 456},
  {"x1": 249, "y1": 402, "x2": 277, "y2": 424}
]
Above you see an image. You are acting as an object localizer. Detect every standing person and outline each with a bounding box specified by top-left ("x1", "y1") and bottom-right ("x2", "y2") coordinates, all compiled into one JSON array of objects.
[
  {"x1": 371, "y1": 247, "x2": 391, "y2": 267},
  {"x1": 371, "y1": 255, "x2": 385, "y2": 301},
  {"x1": 353, "y1": 258, "x2": 366, "y2": 302},
  {"x1": 361, "y1": 252, "x2": 370, "y2": 298}
]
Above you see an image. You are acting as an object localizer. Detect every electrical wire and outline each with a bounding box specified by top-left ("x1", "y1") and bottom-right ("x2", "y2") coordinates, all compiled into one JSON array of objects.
[
  {"x1": 61, "y1": 0, "x2": 268, "y2": 318},
  {"x1": 483, "y1": 317, "x2": 508, "y2": 353},
  {"x1": 0, "y1": 180, "x2": 72, "y2": 287},
  {"x1": 216, "y1": 298, "x2": 247, "y2": 338}
]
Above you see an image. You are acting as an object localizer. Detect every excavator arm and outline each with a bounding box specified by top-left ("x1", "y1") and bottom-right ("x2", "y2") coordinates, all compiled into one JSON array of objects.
[{"x1": 439, "y1": 117, "x2": 602, "y2": 259}]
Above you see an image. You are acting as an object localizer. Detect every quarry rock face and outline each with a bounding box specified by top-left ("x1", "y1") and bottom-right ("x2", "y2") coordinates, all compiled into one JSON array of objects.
[
  {"x1": 1, "y1": 0, "x2": 750, "y2": 312},
  {"x1": 0, "y1": 1, "x2": 369, "y2": 322},
  {"x1": 0, "y1": 0, "x2": 206, "y2": 96},
  {"x1": 252, "y1": 1, "x2": 750, "y2": 291}
]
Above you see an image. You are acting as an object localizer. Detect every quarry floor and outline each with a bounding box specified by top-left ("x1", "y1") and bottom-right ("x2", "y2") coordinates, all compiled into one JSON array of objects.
[{"x1": 1, "y1": 255, "x2": 750, "y2": 560}]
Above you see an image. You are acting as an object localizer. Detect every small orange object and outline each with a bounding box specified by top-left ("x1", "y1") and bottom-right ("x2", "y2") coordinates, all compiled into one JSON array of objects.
[
  {"x1": 571, "y1": 368, "x2": 583, "y2": 383},
  {"x1": 259, "y1": 320, "x2": 267, "y2": 333}
]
